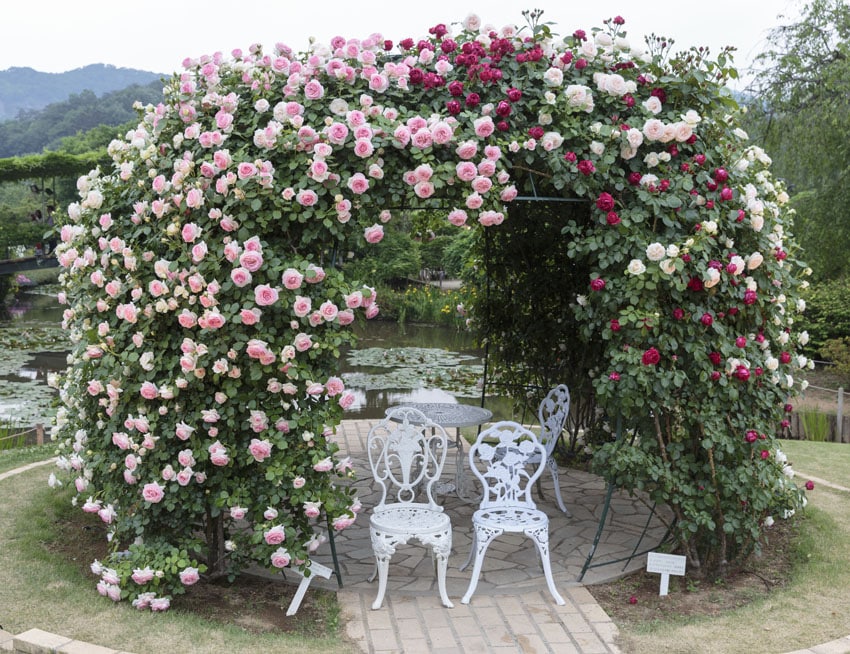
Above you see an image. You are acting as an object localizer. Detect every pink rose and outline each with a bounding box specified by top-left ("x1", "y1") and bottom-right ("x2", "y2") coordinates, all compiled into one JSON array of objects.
[
  {"x1": 473, "y1": 116, "x2": 495, "y2": 138},
  {"x1": 364, "y1": 224, "x2": 384, "y2": 244},
  {"x1": 208, "y1": 441, "x2": 229, "y2": 466},
  {"x1": 325, "y1": 377, "x2": 344, "y2": 397},
  {"x1": 177, "y1": 310, "x2": 197, "y2": 328},
  {"x1": 249, "y1": 438, "x2": 273, "y2": 462},
  {"x1": 237, "y1": 162, "x2": 257, "y2": 179},
  {"x1": 240, "y1": 308, "x2": 261, "y2": 325},
  {"x1": 239, "y1": 250, "x2": 264, "y2": 272},
  {"x1": 142, "y1": 482, "x2": 165, "y2": 504},
  {"x1": 365, "y1": 304, "x2": 380, "y2": 319},
  {"x1": 270, "y1": 547, "x2": 291, "y2": 568},
  {"x1": 305, "y1": 264, "x2": 325, "y2": 282},
  {"x1": 448, "y1": 209, "x2": 468, "y2": 226},
  {"x1": 255, "y1": 284, "x2": 279, "y2": 306},
  {"x1": 319, "y1": 300, "x2": 339, "y2": 321},
  {"x1": 347, "y1": 173, "x2": 370, "y2": 195},
  {"x1": 139, "y1": 381, "x2": 159, "y2": 400},
  {"x1": 264, "y1": 525, "x2": 286, "y2": 545},
  {"x1": 282, "y1": 268, "x2": 304, "y2": 290},
  {"x1": 292, "y1": 296, "x2": 311, "y2": 317},
  {"x1": 296, "y1": 189, "x2": 318, "y2": 206},
  {"x1": 304, "y1": 502, "x2": 322, "y2": 518},
  {"x1": 456, "y1": 161, "x2": 477, "y2": 182},
  {"x1": 132, "y1": 567, "x2": 155, "y2": 585},
  {"x1": 181, "y1": 223, "x2": 202, "y2": 243},
  {"x1": 230, "y1": 506, "x2": 247, "y2": 520},
  {"x1": 313, "y1": 457, "x2": 334, "y2": 472},
  {"x1": 294, "y1": 333, "x2": 313, "y2": 352},
  {"x1": 293, "y1": 476, "x2": 306, "y2": 489},
  {"x1": 472, "y1": 176, "x2": 493, "y2": 194},
  {"x1": 338, "y1": 392, "x2": 356, "y2": 410},
  {"x1": 332, "y1": 514, "x2": 356, "y2": 531},
  {"x1": 230, "y1": 267, "x2": 252, "y2": 287},
  {"x1": 150, "y1": 597, "x2": 170, "y2": 612},
  {"x1": 337, "y1": 310, "x2": 355, "y2": 325},
  {"x1": 304, "y1": 79, "x2": 324, "y2": 99},
  {"x1": 190, "y1": 241, "x2": 208, "y2": 262},
  {"x1": 179, "y1": 567, "x2": 200, "y2": 586}
]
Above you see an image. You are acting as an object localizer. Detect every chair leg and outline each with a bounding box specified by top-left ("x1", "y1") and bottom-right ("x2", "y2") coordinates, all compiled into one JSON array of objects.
[
  {"x1": 548, "y1": 457, "x2": 571, "y2": 517},
  {"x1": 371, "y1": 555, "x2": 391, "y2": 610},
  {"x1": 435, "y1": 552, "x2": 454, "y2": 609},
  {"x1": 461, "y1": 524, "x2": 501, "y2": 605},
  {"x1": 459, "y1": 530, "x2": 476, "y2": 572},
  {"x1": 526, "y1": 524, "x2": 565, "y2": 605}
]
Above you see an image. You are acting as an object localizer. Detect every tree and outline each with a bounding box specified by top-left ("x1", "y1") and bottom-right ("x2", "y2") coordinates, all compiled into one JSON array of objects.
[{"x1": 744, "y1": 0, "x2": 850, "y2": 279}]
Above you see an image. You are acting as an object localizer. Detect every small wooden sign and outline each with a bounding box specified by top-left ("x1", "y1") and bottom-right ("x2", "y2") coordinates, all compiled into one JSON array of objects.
[{"x1": 646, "y1": 552, "x2": 687, "y2": 596}]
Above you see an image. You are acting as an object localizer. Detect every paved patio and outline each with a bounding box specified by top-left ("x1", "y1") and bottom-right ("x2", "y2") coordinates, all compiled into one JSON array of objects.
[{"x1": 305, "y1": 419, "x2": 673, "y2": 653}]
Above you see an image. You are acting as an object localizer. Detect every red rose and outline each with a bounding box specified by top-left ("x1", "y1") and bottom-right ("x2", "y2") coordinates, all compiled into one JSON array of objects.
[
  {"x1": 641, "y1": 347, "x2": 661, "y2": 366},
  {"x1": 590, "y1": 278, "x2": 606, "y2": 291},
  {"x1": 805, "y1": 480, "x2": 815, "y2": 491},
  {"x1": 596, "y1": 192, "x2": 615, "y2": 211},
  {"x1": 610, "y1": 319, "x2": 621, "y2": 332},
  {"x1": 700, "y1": 313, "x2": 713, "y2": 326},
  {"x1": 606, "y1": 211, "x2": 621, "y2": 226}
]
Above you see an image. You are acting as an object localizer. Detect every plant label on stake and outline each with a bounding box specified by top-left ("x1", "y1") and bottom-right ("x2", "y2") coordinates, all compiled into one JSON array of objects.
[{"x1": 646, "y1": 552, "x2": 686, "y2": 596}]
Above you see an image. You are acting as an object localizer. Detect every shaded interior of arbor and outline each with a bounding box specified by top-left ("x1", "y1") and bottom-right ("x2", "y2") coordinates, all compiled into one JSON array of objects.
[{"x1": 477, "y1": 189, "x2": 601, "y2": 459}]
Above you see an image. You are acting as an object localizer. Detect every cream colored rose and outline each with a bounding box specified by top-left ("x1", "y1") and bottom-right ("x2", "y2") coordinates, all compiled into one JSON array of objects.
[
  {"x1": 747, "y1": 252, "x2": 764, "y2": 270},
  {"x1": 645, "y1": 242, "x2": 666, "y2": 261},
  {"x1": 627, "y1": 259, "x2": 647, "y2": 275}
]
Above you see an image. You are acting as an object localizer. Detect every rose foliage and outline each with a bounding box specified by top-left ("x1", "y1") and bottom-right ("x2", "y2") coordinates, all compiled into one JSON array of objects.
[{"x1": 51, "y1": 10, "x2": 810, "y2": 607}]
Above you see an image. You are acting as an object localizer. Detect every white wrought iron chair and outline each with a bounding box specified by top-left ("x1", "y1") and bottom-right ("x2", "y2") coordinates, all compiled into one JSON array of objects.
[
  {"x1": 460, "y1": 420, "x2": 565, "y2": 605},
  {"x1": 532, "y1": 384, "x2": 571, "y2": 516},
  {"x1": 367, "y1": 406, "x2": 454, "y2": 609}
]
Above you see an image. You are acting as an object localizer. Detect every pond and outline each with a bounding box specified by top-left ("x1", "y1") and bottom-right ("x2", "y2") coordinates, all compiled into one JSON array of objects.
[{"x1": 0, "y1": 290, "x2": 509, "y2": 426}]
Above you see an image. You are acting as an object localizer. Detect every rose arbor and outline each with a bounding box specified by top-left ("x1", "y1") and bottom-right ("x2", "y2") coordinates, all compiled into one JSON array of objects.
[{"x1": 52, "y1": 11, "x2": 809, "y2": 609}]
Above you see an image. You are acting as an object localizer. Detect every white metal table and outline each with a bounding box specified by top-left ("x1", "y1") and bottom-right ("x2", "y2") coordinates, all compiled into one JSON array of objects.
[{"x1": 386, "y1": 402, "x2": 492, "y2": 501}]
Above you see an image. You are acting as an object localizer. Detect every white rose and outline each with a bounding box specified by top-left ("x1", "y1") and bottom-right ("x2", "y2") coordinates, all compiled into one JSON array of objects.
[
  {"x1": 765, "y1": 356, "x2": 779, "y2": 371},
  {"x1": 544, "y1": 67, "x2": 564, "y2": 87},
  {"x1": 643, "y1": 97, "x2": 662, "y2": 115},
  {"x1": 796, "y1": 299, "x2": 806, "y2": 312},
  {"x1": 799, "y1": 331, "x2": 809, "y2": 346},
  {"x1": 627, "y1": 259, "x2": 647, "y2": 275},
  {"x1": 659, "y1": 259, "x2": 676, "y2": 275},
  {"x1": 626, "y1": 128, "x2": 643, "y2": 149},
  {"x1": 702, "y1": 220, "x2": 718, "y2": 235},
  {"x1": 666, "y1": 244, "x2": 680, "y2": 258},
  {"x1": 590, "y1": 141, "x2": 605, "y2": 155},
  {"x1": 645, "y1": 242, "x2": 666, "y2": 261}
]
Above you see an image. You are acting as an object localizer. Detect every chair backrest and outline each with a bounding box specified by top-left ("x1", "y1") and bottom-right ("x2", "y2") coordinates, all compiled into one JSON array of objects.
[
  {"x1": 538, "y1": 384, "x2": 570, "y2": 457},
  {"x1": 367, "y1": 406, "x2": 450, "y2": 511},
  {"x1": 468, "y1": 420, "x2": 547, "y2": 510}
]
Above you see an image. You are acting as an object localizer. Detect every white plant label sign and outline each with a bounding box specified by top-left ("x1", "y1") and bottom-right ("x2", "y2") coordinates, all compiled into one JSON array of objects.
[{"x1": 646, "y1": 552, "x2": 687, "y2": 596}]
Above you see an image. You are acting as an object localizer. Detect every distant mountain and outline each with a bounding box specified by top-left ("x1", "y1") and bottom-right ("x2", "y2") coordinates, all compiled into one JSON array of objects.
[{"x1": 0, "y1": 64, "x2": 166, "y2": 121}]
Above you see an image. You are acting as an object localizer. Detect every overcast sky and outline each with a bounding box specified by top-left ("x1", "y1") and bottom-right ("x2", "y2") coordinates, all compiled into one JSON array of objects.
[{"x1": 2, "y1": 1, "x2": 803, "y2": 87}]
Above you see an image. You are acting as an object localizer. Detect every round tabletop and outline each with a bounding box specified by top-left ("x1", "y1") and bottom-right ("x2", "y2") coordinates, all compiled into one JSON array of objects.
[{"x1": 386, "y1": 402, "x2": 493, "y2": 429}]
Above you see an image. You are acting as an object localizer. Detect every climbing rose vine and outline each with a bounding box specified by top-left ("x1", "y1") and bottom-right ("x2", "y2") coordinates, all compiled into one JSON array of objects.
[{"x1": 51, "y1": 10, "x2": 808, "y2": 607}]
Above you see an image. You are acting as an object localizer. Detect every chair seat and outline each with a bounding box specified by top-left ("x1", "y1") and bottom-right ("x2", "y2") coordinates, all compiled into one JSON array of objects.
[
  {"x1": 371, "y1": 504, "x2": 450, "y2": 536},
  {"x1": 472, "y1": 506, "x2": 548, "y2": 532}
]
